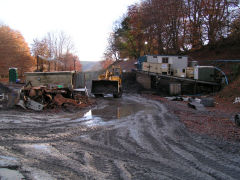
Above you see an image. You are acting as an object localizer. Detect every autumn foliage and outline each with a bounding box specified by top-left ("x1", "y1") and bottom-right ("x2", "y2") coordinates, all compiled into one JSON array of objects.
[
  {"x1": 100, "y1": 59, "x2": 113, "y2": 69},
  {"x1": 0, "y1": 25, "x2": 35, "y2": 79},
  {"x1": 62, "y1": 53, "x2": 82, "y2": 71},
  {"x1": 106, "y1": 0, "x2": 240, "y2": 60}
]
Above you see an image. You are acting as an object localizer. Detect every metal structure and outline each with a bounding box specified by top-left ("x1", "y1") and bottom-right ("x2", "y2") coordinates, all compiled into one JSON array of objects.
[
  {"x1": 137, "y1": 70, "x2": 221, "y2": 95},
  {"x1": 36, "y1": 55, "x2": 65, "y2": 72},
  {"x1": 137, "y1": 55, "x2": 188, "y2": 77}
]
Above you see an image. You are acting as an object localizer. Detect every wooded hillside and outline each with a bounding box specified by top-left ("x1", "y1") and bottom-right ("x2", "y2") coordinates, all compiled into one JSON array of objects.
[
  {"x1": 0, "y1": 25, "x2": 82, "y2": 82},
  {"x1": 0, "y1": 25, "x2": 35, "y2": 79},
  {"x1": 105, "y1": 0, "x2": 240, "y2": 60}
]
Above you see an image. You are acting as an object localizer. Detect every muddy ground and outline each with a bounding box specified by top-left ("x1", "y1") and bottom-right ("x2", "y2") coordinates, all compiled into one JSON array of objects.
[
  {"x1": 0, "y1": 94, "x2": 240, "y2": 179},
  {"x1": 145, "y1": 94, "x2": 240, "y2": 141}
]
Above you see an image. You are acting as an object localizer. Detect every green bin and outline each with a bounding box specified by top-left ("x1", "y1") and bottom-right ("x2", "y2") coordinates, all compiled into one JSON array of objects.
[{"x1": 9, "y1": 68, "x2": 18, "y2": 83}]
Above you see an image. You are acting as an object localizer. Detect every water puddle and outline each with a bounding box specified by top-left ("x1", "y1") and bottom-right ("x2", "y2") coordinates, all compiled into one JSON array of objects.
[
  {"x1": 91, "y1": 103, "x2": 144, "y2": 120},
  {"x1": 83, "y1": 110, "x2": 93, "y2": 120},
  {"x1": 32, "y1": 144, "x2": 52, "y2": 153},
  {"x1": 0, "y1": 155, "x2": 20, "y2": 168},
  {"x1": 21, "y1": 144, "x2": 53, "y2": 154},
  {"x1": 75, "y1": 98, "x2": 145, "y2": 127},
  {"x1": 0, "y1": 168, "x2": 24, "y2": 180}
]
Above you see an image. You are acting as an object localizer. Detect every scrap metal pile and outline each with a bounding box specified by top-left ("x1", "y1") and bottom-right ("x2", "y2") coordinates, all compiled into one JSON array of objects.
[
  {"x1": 17, "y1": 84, "x2": 90, "y2": 111},
  {"x1": 0, "y1": 83, "x2": 11, "y2": 108}
]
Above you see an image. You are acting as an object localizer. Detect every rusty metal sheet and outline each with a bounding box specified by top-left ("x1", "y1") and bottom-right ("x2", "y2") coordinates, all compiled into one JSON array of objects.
[
  {"x1": 26, "y1": 98, "x2": 44, "y2": 111},
  {"x1": 53, "y1": 94, "x2": 77, "y2": 106},
  {"x1": 53, "y1": 94, "x2": 88, "y2": 108}
]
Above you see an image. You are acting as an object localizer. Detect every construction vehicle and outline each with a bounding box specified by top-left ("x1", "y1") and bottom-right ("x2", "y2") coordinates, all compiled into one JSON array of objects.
[{"x1": 91, "y1": 66, "x2": 122, "y2": 98}]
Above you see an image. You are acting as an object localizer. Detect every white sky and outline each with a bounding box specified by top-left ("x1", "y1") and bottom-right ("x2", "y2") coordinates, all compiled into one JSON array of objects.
[{"x1": 0, "y1": 0, "x2": 139, "y2": 61}]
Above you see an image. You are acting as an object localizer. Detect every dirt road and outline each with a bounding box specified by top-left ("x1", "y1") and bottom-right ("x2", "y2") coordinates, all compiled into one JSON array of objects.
[{"x1": 0, "y1": 95, "x2": 240, "y2": 179}]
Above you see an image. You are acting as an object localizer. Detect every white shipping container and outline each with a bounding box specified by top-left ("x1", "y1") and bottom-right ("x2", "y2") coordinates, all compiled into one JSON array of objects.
[
  {"x1": 147, "y1": 56, "x2": 158, "y2": 63},
  {"x1": 161, "y1": 64, "x2": 168, "y2": 69},
  {"x1": 186, "y1": 67, "x2": 194, "y2": 79},
  {"x1": 157, "y1": 57, "x2": 162, "y2": 63},
  {"x1": 149, "y1": 63, "x2": 158, "y2": 73},
  {"x1": 146, "y1": 56, "x2": 153, "y2": 62},
  {"x1": 143, "y1": 55, "x2": 188, "y2": 76},
  {"x1": 156, "y1": 64, "x2": 162, "y2": 74},
  {"x1": 156, "y1": 63, "x2": 169, "y2": 74},
  {"x1": 174, "y1": 69, "x2": 186, "y2": 78}
]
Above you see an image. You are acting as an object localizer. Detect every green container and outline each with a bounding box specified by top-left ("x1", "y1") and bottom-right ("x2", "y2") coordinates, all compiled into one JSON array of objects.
[
  {"x1": 198, "y1": 68, "x2": 215, "y2": 82},
  {"x1": 9, "y1": 68, "x2": 18, "y2": 83}
]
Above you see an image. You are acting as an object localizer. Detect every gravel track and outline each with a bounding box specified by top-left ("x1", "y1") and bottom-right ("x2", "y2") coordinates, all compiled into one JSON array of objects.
[{"x1": 0, "y1": 94, "x2": 240, "y2": 179}]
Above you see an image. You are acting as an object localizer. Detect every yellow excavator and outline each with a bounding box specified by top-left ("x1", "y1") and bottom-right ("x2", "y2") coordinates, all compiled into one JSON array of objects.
[{"x1": 91, "y1": 66, "x2": 122, "y2": 98}]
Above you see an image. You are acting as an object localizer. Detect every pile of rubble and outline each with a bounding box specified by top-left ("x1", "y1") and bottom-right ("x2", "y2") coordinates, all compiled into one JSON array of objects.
[
  {"x1": 0, "y1": 82, "x2": 91, "y2": 111},
  {"x1": 165, "y1": 96, "x2": 215, "y2": 111}
]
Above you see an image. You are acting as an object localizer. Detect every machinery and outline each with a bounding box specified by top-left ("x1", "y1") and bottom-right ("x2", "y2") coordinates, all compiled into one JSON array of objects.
[{"x1": 91, "y1": 66, "x2": 122, "y2": 98}]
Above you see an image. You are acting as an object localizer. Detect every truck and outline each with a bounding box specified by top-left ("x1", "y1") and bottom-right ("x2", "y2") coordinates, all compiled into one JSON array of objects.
[{"x1": 91, "y1": 66, "x2": 122, "y2": 98}]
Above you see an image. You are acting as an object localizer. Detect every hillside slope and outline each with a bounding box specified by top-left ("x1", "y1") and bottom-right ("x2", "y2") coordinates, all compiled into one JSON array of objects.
[
  {"x1": 81, "y1": 61, "x2": 101, "y2": 72},
  {"x1": 188, "y1": 36, "x2": 240, "y2": 63}
]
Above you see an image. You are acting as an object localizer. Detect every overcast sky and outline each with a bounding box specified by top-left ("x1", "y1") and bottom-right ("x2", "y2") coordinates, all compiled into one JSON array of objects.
[{"x1": 0, "y1": 0, "x2": 139, "y2": 61}]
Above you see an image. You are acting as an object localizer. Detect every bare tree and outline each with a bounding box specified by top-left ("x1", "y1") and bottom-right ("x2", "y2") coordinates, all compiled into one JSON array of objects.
[
  {"x1": 202, "y1": 0, "x2": 238, "y2": 45},
  {"x1": 45, "y1": 31, "x2": 75, "y2": 59},
  {"x1": 31, "y1": 31, "x2": 76, "y2": 71}
]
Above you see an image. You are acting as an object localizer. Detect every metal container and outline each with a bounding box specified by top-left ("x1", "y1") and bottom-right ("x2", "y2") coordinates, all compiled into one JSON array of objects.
[
  {"x1": 169, "y1": 56, "x2": 188, "y2": 74},
  {"x1": 186, "y1": 67, "x2": 194, "y2": 79},
  {"x1": 25, "y1": 71, "x2": 75, "y2": 88},
  {"x1": 157, "y1": 63, "x2": 169, "y2": 75},
  {"x1": 194, "y1": 66, "x2": 216, "y2": 82},
  {"x1": 173, "y1": 68, "x2": 186, "y2": 77},
  {"x1": 142, "y1": 62, "x2": 151, "y2": 72},
  {"x1": 142, "y1": 62, "x2": 159, "y2": 73},
  {"x1": 147, "y1": 55, "x2": 158, "y2": 63},
  {"x1": 157, "y1": 57, "x2": 162, "y2": 63},
  {"x1": 149, "y1": 63, "x2": 158, "y2": 73},
  {"x1": 169, "y1": 83, "x2": 181, "y2": 95}
]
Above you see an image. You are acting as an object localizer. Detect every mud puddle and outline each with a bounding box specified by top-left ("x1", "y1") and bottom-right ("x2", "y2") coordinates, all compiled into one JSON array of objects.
[
  {"x1": 91, "y1": 102, "x2": 144, "y2": 120},
  {"x1": 74, "y1": 96, "x2": 145, "y2": 127},
  {"x1": 0, "y1": 155, "x2": 24, "y2": 180},
  {"x1": 0, "y1": 168, "x2": 24, "y2": 180}
]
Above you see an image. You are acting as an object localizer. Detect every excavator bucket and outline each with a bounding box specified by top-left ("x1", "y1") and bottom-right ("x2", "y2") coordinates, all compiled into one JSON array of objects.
[{"x1": 91, "y1": 80, "x2": 119, "y2": 95}]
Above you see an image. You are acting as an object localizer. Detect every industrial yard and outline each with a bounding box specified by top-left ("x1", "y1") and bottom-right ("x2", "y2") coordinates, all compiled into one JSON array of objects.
[
  {"x1": 1, "y1": 54, "x2": 240, "y2": 179},
  {"x1": 1, "y1": 0, "x2": 240, "y2": 179}
]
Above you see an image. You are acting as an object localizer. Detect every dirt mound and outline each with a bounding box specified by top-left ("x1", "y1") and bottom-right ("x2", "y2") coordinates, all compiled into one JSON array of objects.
[
  {"x1": 122, "y1": 72, "x2": 144, "y2": 93},
  {"x1": 188, "y1": 36, "x2": 240, "y2": 63}
]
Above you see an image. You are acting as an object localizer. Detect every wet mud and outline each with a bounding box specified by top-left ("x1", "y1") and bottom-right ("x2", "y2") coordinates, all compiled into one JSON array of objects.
[{"x1": 0, "y1": 94, "x2": 240, "y2": 179}]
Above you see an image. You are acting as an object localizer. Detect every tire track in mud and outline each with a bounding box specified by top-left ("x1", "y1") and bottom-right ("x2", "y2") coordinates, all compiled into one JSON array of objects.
[
  {"x1": 0, "y1": 95, "x2": 240, "y2": 179},
  {"x1": 68, "y1": 95, "x2": 240, "y2": 179}
]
